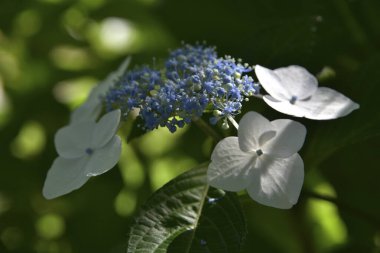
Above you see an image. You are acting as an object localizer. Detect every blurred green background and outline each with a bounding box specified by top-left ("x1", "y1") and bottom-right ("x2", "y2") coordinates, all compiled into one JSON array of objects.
[{"x1": 0, "y1": 0, "x2": 379, "y2": 252}]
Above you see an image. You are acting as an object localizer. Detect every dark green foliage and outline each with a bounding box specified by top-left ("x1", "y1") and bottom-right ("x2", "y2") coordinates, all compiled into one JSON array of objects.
[{"x1": 128, "y1": 166, "x2": 246, "y2": 253}]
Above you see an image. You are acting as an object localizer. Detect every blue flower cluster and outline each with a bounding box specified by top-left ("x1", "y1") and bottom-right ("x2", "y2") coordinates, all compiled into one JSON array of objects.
[{"x1": 105, "y1": 44, "x2": 259, "y2": 132}]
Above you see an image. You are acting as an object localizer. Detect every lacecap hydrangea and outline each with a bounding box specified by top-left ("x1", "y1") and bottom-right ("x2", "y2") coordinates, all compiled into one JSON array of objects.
[{"x1": 105, "y1": 44, "x2": 260, "y2": 133}]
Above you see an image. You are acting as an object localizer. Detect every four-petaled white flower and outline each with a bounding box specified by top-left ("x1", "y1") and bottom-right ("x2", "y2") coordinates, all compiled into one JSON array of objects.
[
  {"x1": 255, "y1": 65, "x2": 359, "y2": 120},
  {"x1": 71, "y1": 57, "x2": 131, "y2": 123},
  {"x1": 207, "y1": 111, "x2": 306, "y2": 209},
  {"x1": 43, "y1": 109, "x2": 122, "y2": 199}
]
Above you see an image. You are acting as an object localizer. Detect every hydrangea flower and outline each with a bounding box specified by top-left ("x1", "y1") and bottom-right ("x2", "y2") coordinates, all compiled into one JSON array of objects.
[
  {"x1": 71, "y1": 57, "x2": 131, "y2": 122},
  {"x1": 255, "y1": 65, "x2": 359, "y2": 120},
  {"x1": 105, "y1": 44, "x2": 259, "y2": 132},
  {"x1": 207, "y1": 111, "x2": 306, "y2": 209},
  {"x1": 105, "y1": 66, "x2": 165, "y2": 127},
  {"x1": 43, "y1": 109, "x2": 122, "y2": 199}
]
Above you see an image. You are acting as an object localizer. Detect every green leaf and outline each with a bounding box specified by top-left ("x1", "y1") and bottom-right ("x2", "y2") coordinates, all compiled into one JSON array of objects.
[{"x1": 127, "y1": 166, "x2": 247, "y2": 253}]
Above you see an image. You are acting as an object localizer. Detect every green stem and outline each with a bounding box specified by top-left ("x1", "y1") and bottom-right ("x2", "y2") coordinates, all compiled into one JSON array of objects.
[
  {"x1": 251, "y1": 93, "x2": 263, "y2": 99},
  {"x1": 193, "y1": 117, "x2": 222, "y2": 142}
]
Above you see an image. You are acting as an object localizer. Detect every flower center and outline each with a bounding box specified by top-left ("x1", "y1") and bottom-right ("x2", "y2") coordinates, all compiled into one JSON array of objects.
[
  {"x1": 85, "y1": 148, "x2": 94, "y2": 155},
  {"x1": 289, "y1": 96, "x2": 297, "y2": 105},
  {"x1": 255, "y1": 149, "x2": 263, "y2": 156}
]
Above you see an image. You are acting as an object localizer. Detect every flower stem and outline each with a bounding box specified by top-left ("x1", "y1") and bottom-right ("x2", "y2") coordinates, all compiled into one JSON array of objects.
[
  {"x1": 227, "y1": 115, "x2": 239, "y2": 130},
  {"x1": 193, "y1": 117, "x2": 222, "y2": 142},
  {"x1": 251, "y1": 93, "x2": 264, "y2": 99}
]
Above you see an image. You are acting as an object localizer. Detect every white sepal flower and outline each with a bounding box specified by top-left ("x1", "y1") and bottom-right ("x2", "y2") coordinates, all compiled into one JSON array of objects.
[
  {"x1": 43, "y1": 109, "x2": 122, "y2": 199},
  {"x1": 207, "y1": 111, "x2": 306, "y2": 209},
  {"x1": 71, "y1": 57, "x2": 131, "y2": 122},
  {"x1": 255, "y1": 65, "x2": 359, "y2": 120}
]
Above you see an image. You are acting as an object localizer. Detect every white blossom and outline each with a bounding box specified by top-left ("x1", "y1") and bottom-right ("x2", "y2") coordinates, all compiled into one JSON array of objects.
[
  {"x1": 255, "y1": 65, "x2": 359, "y2": 120},
  {"x1": 207, "y1": 111, "x2": 306, "y2": 209},
  {"x1": 70, "y1": 57, "x2": 131, "y2": 122},
  {"x1": 43, "y1": 109, "x2": 122, "y2": 199}
]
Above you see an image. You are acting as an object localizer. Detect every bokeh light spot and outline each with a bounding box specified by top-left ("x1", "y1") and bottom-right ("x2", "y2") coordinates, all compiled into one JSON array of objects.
[
  {"x1": 36, "y1": 213, "x2": 65, "y2": 240},
  {"x1": 316, "y1": 66, "x2": 336, "y2": 83},
  {"x1": 307, "y1": 183, "x2": 347, "y2": 251},
  {"x1": 14, "y1": 9, "x2": 41, "y2": 37},
  {"x1": 119, "y1": 143, "x2": 145, "y2": 189},
  {"x1": 1, "y1": 227, "x2": 23, "y2": 250},
  {"x1": 114, "y1": 190, "x2": 137, "y2": 217},
  {"x1": 53, "y1": 77, "x2": 97, "y2": 108},
  {"x1": 139, "y1": 126, "x2": 187, "y2": 158},
  {"x1": 62, "y1": 7, "x2": 88, "y2": 40},
  {"x1": 374, "y1": 231, "x2": 380, "y2": 249},
  {"x1": 11, "y1": 121, "x2": 46, "y2": 159},
  {"x1": 149, "y1": 157, "x2": 196, "y2": 191},
  {"x1": 0, "y1": 48, "x2": 20, "y2": 84},
  {"x1": 0, "y1": 192, "x2": 11, "y2": 215},
  {"x1": 50, "y1": 45, "x2": 97, "y2": 71},
  {"x1": 0, "y1": 77, "x2": 11, "y2": 128},
  {"x1": 98, "y1": 17, "x2": 136, "y2": 54}
]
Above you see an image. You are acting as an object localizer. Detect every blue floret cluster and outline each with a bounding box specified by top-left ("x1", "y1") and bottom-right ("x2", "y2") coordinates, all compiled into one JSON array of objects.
[{"x1": 105, "y1": 44, "x2": 259, "y2": 133}]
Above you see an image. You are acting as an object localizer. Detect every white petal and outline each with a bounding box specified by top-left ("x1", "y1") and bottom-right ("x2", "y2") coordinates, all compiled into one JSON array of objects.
[
  {"x1": 42, "y1": 156, "x2": 89, "y2": 199},
  {"x1": 84, "y1": 135, "x2": 121, "y2": 176},
  {"x1": 72, "y1": 57, "x2": 130, "y2": 123},
  {"x1": 258, "y1": 131, "x2": 276, "y2": 147},
  {"x1": 246, "y1": 153, "x2": 304, "y2": 209},
  {"x1": 86, "y1": 73, "x2": 116, "y2": 106},
  {"x1": 263, "y1": 95, "x2": 306, "y2": 117},
  {"x1": 255, "y1": 65, "x2": 290, "y2": 101},
  {"x1": 86, "y1": 81, "x2": 111, "y2": 106},
  {"x1": 91, "y1": 109, "x2": 121, "y2": 148},
  {"x1": 262, "y1": 119, "x2": 306, "y2": 158},
  {"x1": 207, "y1": 137, "x2": 256, "y2": 191},
  {"x1": 296, "y1": 87, "x2": 360, "y2": 120},
  {"x1": 70, "y1": 102, "x2": 102, "y2": 123},
  {"x1": 55, "y1": 122, "x2": 94, "y2": 158},
  {"x1": 273, "y1": 65, "x2": 318, "y2": 100},
  {"x1": 85, "y1": 74, "x2": 114, "y2": 109},
  {"x1": 238, "y1": 111, "x2": 274, "y2": 152}
]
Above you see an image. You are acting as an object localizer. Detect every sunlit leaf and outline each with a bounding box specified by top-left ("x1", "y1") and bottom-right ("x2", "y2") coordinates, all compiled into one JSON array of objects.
[{"x1": 127, "y1": 166, "x2": 246, "y2": 253}]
